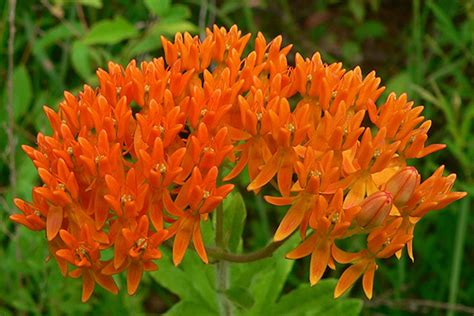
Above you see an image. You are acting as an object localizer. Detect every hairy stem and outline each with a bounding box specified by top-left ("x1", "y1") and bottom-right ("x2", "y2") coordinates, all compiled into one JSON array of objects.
[{"x1": 215, "y1": 202, "x2": 232, "y2": 316}]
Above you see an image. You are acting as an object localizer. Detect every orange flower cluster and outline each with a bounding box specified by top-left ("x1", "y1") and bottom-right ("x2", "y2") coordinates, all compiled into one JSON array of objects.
[{"x1": 11, "y1": 25, "x2": 465, "y2": 301}]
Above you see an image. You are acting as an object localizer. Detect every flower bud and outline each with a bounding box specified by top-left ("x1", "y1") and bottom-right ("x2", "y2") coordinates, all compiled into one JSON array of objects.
[
  {"x1": 356, "y1": 191, "x2": 393, "y2": 228},
  {"x1": 385, "y1": 167, "x2": 420, "y2": 206}
]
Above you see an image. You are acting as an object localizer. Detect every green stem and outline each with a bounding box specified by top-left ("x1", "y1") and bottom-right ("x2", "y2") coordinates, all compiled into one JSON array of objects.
[
  {"x1": 207, "y1": 239, "x2": 286, "y2": 263},
  {"x1": 447, "y1": 196, "x2": 470, "y2": 316},
  {"x1": 215, "y1": 202, "x2": 232, "y2": 316}
]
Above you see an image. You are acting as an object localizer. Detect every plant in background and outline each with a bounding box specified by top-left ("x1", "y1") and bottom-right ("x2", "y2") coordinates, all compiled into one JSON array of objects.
[{"x1": 10, "y1": 25, "x2": 465, "y2": 311}]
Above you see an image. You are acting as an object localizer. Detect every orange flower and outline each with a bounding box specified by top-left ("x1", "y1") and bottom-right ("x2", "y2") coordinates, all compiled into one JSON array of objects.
[
  {"x1": 56, "y1": 225, "x2": 118, "y2": 302},
  {"x1": 166, "y1": 166, "x2": 234, "y2": 265},
  {"x1": 247, "y1": 98, "x2": 310, "y2": 196},
  {"x1": 103, "y1": 215, "x2": 167, "y2": 295},
  {"x1": 286, "y1": 189, "x2": 360, "y2": 285},
  {"x1": 333, "y1": 218, "x2": 412, "y2": 299},
  {"x1": 11, "y1": 195, "x2": 46, "y2": 231}
]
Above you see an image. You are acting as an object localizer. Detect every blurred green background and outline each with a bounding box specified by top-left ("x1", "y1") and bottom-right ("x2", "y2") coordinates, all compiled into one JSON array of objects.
[{"x1": 0, "y1": 0, "x2": 473, "y2": 315}]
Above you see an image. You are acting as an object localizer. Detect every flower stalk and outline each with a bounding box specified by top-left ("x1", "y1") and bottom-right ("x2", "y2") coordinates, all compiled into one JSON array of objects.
[
  {"x1": 215, "y1": 202, "x2": 232, "y2": 315},
  {"x1": 207, "y1": 240, "x2": 287, "y2": 263}
]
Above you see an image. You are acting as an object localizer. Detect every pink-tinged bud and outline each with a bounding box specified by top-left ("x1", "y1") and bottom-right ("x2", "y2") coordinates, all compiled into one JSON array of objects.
[
  {"x1": 385, "y1": 167, "x2": 420, "y2": 206},
  {"x1": 356, "y1": 191, "x2": 393, "y2": 228}
]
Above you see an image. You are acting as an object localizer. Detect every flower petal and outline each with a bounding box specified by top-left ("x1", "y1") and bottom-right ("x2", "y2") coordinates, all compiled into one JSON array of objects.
[
  {"x1": 172, "y1": 216, "x2": 194, "y2": 266},
  {"x1": 81, "y1": 269, "x2": 95, "y2": 302},
  {"x1": 334, "y1": 261, "x2": 367, "y2": 298},
  {"x1": 47, "y1": 205, "x2": 63, "y2": 240},
  {"x1": 310, "y1": 240, "x2": 330, "y2": 285},
  {"x1": 362, "y1": 262, "x2": 377, "y2": 300},
  {"x1": 192, "y1": 222, "x2": 208, "y2": 264},
  {"x1": 127, "y1": 261, "x2": 144, "y2": 295}
]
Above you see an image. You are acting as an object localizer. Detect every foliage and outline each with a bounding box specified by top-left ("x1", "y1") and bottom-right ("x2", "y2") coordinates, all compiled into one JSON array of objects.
[{"x1": 151, "y1": 211, "x2": 361, "y2": 316}]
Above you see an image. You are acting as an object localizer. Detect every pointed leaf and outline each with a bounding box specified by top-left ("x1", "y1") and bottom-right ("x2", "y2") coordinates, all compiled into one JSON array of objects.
[
  {"x1": 71, "y1": 41, "x2": 94, "y2": 80},
  {"x1": 150, "y1": 248, "x2": 218, "y2": 312},
  {"x1": 144, "y1": 0, "x2": 171, "y2": 16},
  {"x1": 225, "y1": 286, "x2": 255, "y2": 310},
  {"x1": 269, "y1": 280, "x2": 362, "y2": 316},
  {"x1": 9, "y1": 66, "x2": 32, "y2": 121},
  {"x1": 83, "y1": 17, "x2": 138, "y2": 45},
  {"x1": 223, "y1": 191, "x2": 247, "y2": 252},
  {"x1": 232, "y1": 235, "x2": 299, "y2": 316}
]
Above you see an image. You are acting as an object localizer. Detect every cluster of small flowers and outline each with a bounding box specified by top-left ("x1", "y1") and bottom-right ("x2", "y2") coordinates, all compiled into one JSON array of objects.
[{"x1": 11, "y1": 25, "x2": 465, "y2": 301}]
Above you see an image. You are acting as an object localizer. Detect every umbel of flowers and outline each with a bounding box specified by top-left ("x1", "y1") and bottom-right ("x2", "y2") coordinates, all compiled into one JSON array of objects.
[{"x1": 11, "y1": 25, "x2": 465, "y2": 302}]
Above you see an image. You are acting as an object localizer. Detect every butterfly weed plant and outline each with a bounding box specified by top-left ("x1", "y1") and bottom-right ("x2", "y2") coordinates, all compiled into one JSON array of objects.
[{"x1": 10, "y1": 26, "x2": 466, "y2": 314}]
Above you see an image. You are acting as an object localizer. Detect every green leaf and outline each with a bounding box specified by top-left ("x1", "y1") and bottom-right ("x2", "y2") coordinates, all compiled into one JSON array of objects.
[
  {"x1": 151, "y1": 20, "x2": 198, "y2": 37},
  {"x1": 164, "y1": 301, "x2": 217, "y2": 316},
  {"x1": 53, "y1": 0, "x2": 102, "y2": 7},
  {"x1": 385, "y1": 71, "x2": 411, "y2": 97},
  {"x1": 16, "y1": 155, "x2": 38, "y2": 200},
  {"x1": 127, "y1": 18, "x2": 199, "y2": 58},
  {"x1": 144, "y1": 0, "x2": 171, "y2": 16},
  {"x1": 71, "y1": 41, "x2": 94, "y2": 80},
  {"x1": 341, "y1": 41, "x2": 361, "y2": 64},
  {"x1": 77, "y1": 0, "x2": 102, "y2": 8},
  {"x1": 225, "y1": 286, "x2": 255, "y2": 310},
  {"x1": 427, "y1": 0, "x2": 463, "y2": 48},
  {"x1": 233, "y1": 235, "x2": 299, "y2": 316},
  {"x1": 354, "y1": 20, "x2": 386, "y2": 40},
  {"x1": 269, "y1": 280, "x2": 363, "y2": 316},
  {"x1": 460, "y1": 102, "x2": 474, "y2": 141},
  {"x1": 33, "y1": 23, "x2": 82, "y2": 56},
  {"x1": 161, "y1": 4, "x2": 192, "y2": 23},
  {"x1": 348, "y1": 0, "x2": 365, "y2": 22},
  {"x1": 83, "y1": 17, "x2": 138, "y2": 45},
  {"x1": 10, "y1": 288, "x2": 37, "y2": 312},
  {"x1": 150, "y1": 247, "x2": 218, "y2": 312},
  {"x1": 0, "y1": 307, "x2": 13, "y2": 316},
  {"x1": 223, "y1": 191, "x2": 247, "y2": 252},
  {"x1": 127, "y1": 32, "x2": 163, "y2": 57},
  {"x1": 9, "y1": 66, "x2": 33, "y2": 121}
]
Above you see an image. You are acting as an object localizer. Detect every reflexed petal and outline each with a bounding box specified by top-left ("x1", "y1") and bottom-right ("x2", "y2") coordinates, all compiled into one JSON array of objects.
[
  {"x1": 81, "y1": 270, "x2": 95, "y2": 302},
  {"x1": 56, "y1": 249, "x2": 74, "y2": 263},
  {"x1": 127, "y1": 261, "x2": 144, "y2": 295},
  {"x1": 277, "y1": 163, "x2": 293, "y2": 197},
  {"x1": 172, "y1": 216, "x2": 194, "y2": 266},
  {"x1": 94, "y1": 271, "x2": 119, "y2": 294},
  {"x1": 264, "y1": 196, "x2": 293, "y2": 206},
  {"x1": 247, "y1": 153, "x2": 280, "y2": 191},
  {"x1": 334, "y1": 261, "x2": 366, "y2": 298},
  {"x1": 286, "y1": 234, "x2": 317, "y2": 259},
  {"x1": 192, "y1": 223, "x2": 208, "y2": 264},
  {"x1": 309, "y1": 241, "x2": 330, "y2": 285},
  {"x1": 274, "y1": 201, "x2": 306, "y2": 241},
  {"x1": 59, "y1": 229, "x2": 76, "y2": 248},
  {"x1": 47, "y1": 205, "x2": 63, "y2": 240},
  {"x1": 362, "y1": 262, "x2": 377, "y2": 299}
]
